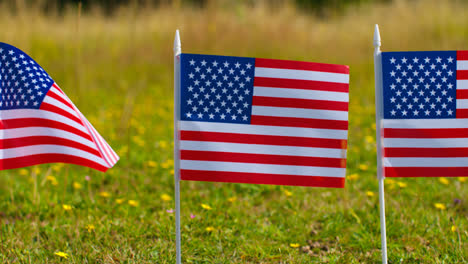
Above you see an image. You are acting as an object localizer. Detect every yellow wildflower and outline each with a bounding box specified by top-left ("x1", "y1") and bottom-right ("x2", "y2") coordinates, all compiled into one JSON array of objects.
[
  {"x1": 86, "y1": 224, "x2": 95, "y2": 233},
  {"x1": 62, "y1": 204, "x2": 72, "y2": 211},
  {"x1": 289, "y1": 243, "x2": 300, "y2": 248},
  {"x1": 46, "y1": 176, "x2": 58, "y2": 186},
  {"x1": 372, "y1": 123, "x2": 376, "y2": 130},
  {"x1": 161, "y1": 159, "x2": 174, "y2": 169},
  {"x1": 386, "y1": 179, "x2": 396, "y2": 185},
  {"x1": 161, "y1": 194, "x2": 172, "y2": 202},
  {"x1": 284, "y1": 190, "x2": 293, "y2": 197},
  {"x1": 366, "y1": 191, "x2": 375, "y2": 197},
  {"x1": 33, "y1": 167, "x2": 41, "y2": 174},
  {"x1": 359, "y1": 164, "x2": 369, "y2": 171},
  {"x1": 439, "y1": 177, "x2": 449, "y2": 185},
  {"x1": 201, "y1": 204, "x2": 212, "y2": 210},
  {"x1": 115, "y1": 198, "x2": 125, "y2": 204},
  {"x1": 128, "y1": 200, "x2": 139, "y2": 207},
  {"x1": 347, "y1": 173, "x2": 359, "y2": 180},
  {"x1": 54, "y1": 252, "x2": 69, "y2": 259},
  {"x1": 52, "y1": 163, "x2": 64, "y2": 172},
  {"x1": 205, "y1": 226, "x2": 215, "y2": 232},
  {"x1": 170, "y1": 169, "x2": 174, "y2": 175},
  {"x1": 158, "y1": 140, "x2": 169, "y2": 149},
  {"x1": 458, "y1": 177, "x2": 467, "y2": 183},
  {"x1": 73, "y1": 182, "x2": 82, "y2": 190},
  {"x1": 228, "y1": 197, "x2": 237, "y2": 203},
  {"x1": 132, "y1": 136, "x2": 145, "y2": 147},
  {"x1": 99, "y1": 191, "x2": 110, "y2": 198},
  {"x1": 147, "y1": 160, "x2": 158, "y2": 168},
  {"x1": 397, "y1": 182, "x2": 407, "y2": 188},
  {"x1": 434, "y1": 203, "x2": 446, "y2": 210},
  {"x1": 451, "y1": 225, "x2": 457, "y2": 232},
  {"x1": 19, "y1": 169, "x2": 29, "y2": 176},
  {"x1": 365, "y1": 135, "x2": 375, "y2": 144}
]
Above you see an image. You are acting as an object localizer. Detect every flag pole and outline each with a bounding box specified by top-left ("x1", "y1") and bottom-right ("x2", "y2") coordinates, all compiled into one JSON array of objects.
[
  {"x1": 373, "y1": 24, "x2": 388, "y2": 264},
  {"x1": 173, "y1": 29, "x2": 182, "y2": 264}
]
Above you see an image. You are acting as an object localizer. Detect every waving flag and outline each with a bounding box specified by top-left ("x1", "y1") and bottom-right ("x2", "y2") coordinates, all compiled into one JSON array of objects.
[
  {"x1": 0, "y1": 42, "x2": 118, "y2": 172},
  {"x1": 381, "y1": 50, "x2": 468, "y2": 177},
  {"x1": 177, "y1": 54, "x2": 349, "y2": 187}
]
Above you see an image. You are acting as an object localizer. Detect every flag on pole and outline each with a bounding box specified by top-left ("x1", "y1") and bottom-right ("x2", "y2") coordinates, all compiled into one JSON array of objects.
[
  {"x1": 0, "y1": 42, "x2": 119, "y2": 172},
  {"x1": 177, "y1": 54, "x2": 349, "y2": 187},
  {"x1": 381, "y1": 50, "x2": 468, "y2": 177}
]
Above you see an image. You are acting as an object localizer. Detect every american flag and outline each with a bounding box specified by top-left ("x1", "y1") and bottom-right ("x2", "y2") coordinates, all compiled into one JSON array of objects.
[
  {"x1": 0, "y1": 42, "x2": 118, "y2": 172},
  {"x1": 382, "y1": 50, "x2": 468, "y2": 177},
  {"x1": 178, "y1": 54, "x2": 349, "y2": 188}
]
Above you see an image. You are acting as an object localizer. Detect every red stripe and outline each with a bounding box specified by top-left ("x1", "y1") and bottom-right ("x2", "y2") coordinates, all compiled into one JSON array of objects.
[
  {"x1": 255, "y1": 58, "x2": 349, "y2": 74},
  {"x1": 252, "y1": 96, "x2": 348, "y2": 111},
  {"x1": 385, "y1": 166, "x2": 468, "y2": 177},
  {"x1": 456, "y1": 89, "x2": 468, "y2": 99},
  {"x1": 0, "y1": 136, "x2": 101, "y2": 157},
  {"x1": 253, "y1": 77, "x2": 349, "y2": 93},
  {"x1": 46, "y1": 89, "x2": 75, "y2": 110},
  {"x1": 80, "y1": 117, "x2": 109, "y2": 166},
  {"x1": 384, "y1": 147, "x2": 468, "y2": 157},
  {"x1": 40, "y1": 102, "x2": 83, "y2": 125},
  {"x1": 384, "y1": 128, "x2": 468, "y2": 138},
  {"x1": 0, "y1": 154, "x2": 108, "y2": 172},
  {"x1": 457, "y1": 50, "x2": 468, "y2": 60},
  {"x1": 456, "y1": 109, "x2": 468, "y2": 118},
  {"x1": 0, "y1": 118, "x2": 93, "y2": 141},
  {"x1": 180, "y1": 150, "x2": 346, "y2": 168},
  {"x1": 180, "y1": 170, "x2": 345, "y2": 188},
  {"x1": 457, "y1": 70, "x2": 468, "y2": 80},
  {"x1": 251, "y1": 115, "x2": 348, "y2": 130},
  {"x1": 180, "y1": 131, "x2": 347, "y2": 149},
  {"x1": 52, "y1": 83, "x2": 65, "y2": 95}
]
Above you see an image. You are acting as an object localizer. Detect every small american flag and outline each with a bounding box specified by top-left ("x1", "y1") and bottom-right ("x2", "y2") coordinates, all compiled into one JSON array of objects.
[
  {"x1": 382, "y1": 50, "x2": 468, "y2": 177},
  {"x1": 178, "y1": 54, "x2": 349, "y2": 188},
  {"x1": 0, "y1": 42, "x2": 118, "y2": 172}
]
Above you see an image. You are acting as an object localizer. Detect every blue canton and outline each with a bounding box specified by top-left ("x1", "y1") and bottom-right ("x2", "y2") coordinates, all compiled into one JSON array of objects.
[
  {"x1": 0, "y1": 43, "x2": 54, "y2": 110},
  {"x1": 180, "y1": 54, "x2": 255, "y2": 124},
  {"x1": 382, "y1": 51, "x2": 457, "y2": 119}
]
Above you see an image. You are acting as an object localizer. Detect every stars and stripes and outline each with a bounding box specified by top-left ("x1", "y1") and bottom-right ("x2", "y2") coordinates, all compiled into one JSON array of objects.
[
  {"x1": 179, "y1": 54, "x2": 349, "y2": 188},
  {"x1": 381, "y1": 50, "x2": 468, "y2": 177},
  {"x1": 0, "y1": 42, "x2": 118, "y2": 171}
]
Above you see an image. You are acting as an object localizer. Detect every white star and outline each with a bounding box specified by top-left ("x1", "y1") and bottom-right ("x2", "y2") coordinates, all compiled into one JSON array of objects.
[
  {"x1": 209, "y1": 113, "x2": 214, "y2": 119},
  {"x1": 189, "y1": 73, "x2": 194, "y2": 79},
  {"x1": 407, "y1": 77, "x2": 412, "y2": 83},
  {"x1": 223, "y1": 75, "x2": 228, "y2": 80},
  {"x1": 447, "y1": 70, "x2": 453, "y2": 76},
  {"x1": 396, "y1": 77, "x2": 402, "y2": 83},
  {"x1": 447, "y1": 96, "x2": 453, "y2": 102},
  {"x1": 413, "y1": 110, "x2": 419, "y2": 116},
  {"x1": 390, "y1": 84, "x2": 396, "y2": 90},
  {"x1": 396, "y1": 90, "x2": 402, "y2": 96},
  {"x1": 436, "y1": 109, "x2": 442, "y2": 115},
  {"x1": 436, "y1": 70, "x2": 442, "y2": 76},
  {"x1": 206, "y1": 67, "x2": 212, "y2": 73},
  {"x1": 231, "y1": 115, "x2": 237, "y2": 120},
  {"x1": 430, "y1": 103, "x2": 436, "y2": 109},
  {"x1": 436, "y1": 83, "x2": 442, "y2": 89},
  {"x1": 390, "y1": 110, "x2": 396, "y2": 116},
  {"x1": 203, "y1": 106, "x2": 209, "y2": 112},
  {"x1": 407, "y1": 90, "x2": 413, "y2": 96},
  {"x1": 390, "y1": 71, "x2": 396, "y2": 77},
  {"x1": 436, "y1": 96, "x2": 442, "y2": 102},
  {"x1": 413, "y1": 57, "x2": 419, "y2": 63},
  {"x1": 424, "y1": 57, "x2": 430, "y2": 63},
  {"x1": 407, "y1": 64, "x2": 413, "y2": 70},
  {"x1": 226, "y1": 108, "x2": 232, "y2": 113},
  {"x1": 211, "y1": 74, "x2": 217, "y2": 80},
  {"x1": 246, "y1": 63, "x2": 252, "y2": 69},
  {"x1": 212, "y1": 61, "x2": 218, "y2": 67},
  {"x1": 447, "y1": 57, "x2": 454, "y2": 63},
  {"x1": 396, "y1": 64, "x2": 402, "y2": 70},
  {"x1": 186, "y1": 112, "x2": 192, "y2": 118},
  {"x1": 402, "y1": 110, "x2": 408, "y2": 116},
  {"x1": 413, "y1": 84, "x2": 419, "y2": 89},
  {"x1": 195, "y1": 66, "x2": 201, "y2": 72},
  {"x1": 402, "y1": 84, "x2": 408, "y2": 90},
  {"x1": 222, "y1": 88, "x2": 228, "y2": 93},
  {"x1": 430, "y1": 77, "x2": 436, "y2": 83},
  {"x1": 418, "y1": 103, "x2": 424, "y2": 109},
  {"x1": 442, "y1": 90, "x2": 448, "y2": 96},
  {"x1": 430, "y1": 90, "x2": 436, "y2": 96},
  {"x1": 402, "y1": 97, "x2": 408, "y2": 103},
  {"x1": 441, "y1": 103, "x2": 447, "y2": 109},
  {"x1": 390, "y1": 57, "x2": 396, "y2": 64},
  {"x1": 217, "y1": 68, "x2": 223, "y2": 74},
  {"x1": 243, "y1": 102, "x2": 249, "y2": 108},
  {"x1": 425, "y1": 110, "x2": 430, "y2": 115},
  {"x1": 229, "y1": 69, "x2": 234, "y2": 74},
  {"x1": 245, "y1": 76, "x2": 251, "y2": 82},
  {"x1": 215, "y1": 107, "x2": 220, "y2": 113},
  {"x1": 424, "y1": 70, "x2": 430, "y2": 76},
  {"x1": 223, "y1": 61, "x2": 229, "y2": 68},
  {"x1": 430, "y1": 64, "x2": 436, "y2": 70},
  {"x1": 197, "y1": 113, "x2": 203, "y2": 118},
  {"x1": 192, "y1": 106, "x2": 198, "y2": 111},
  {"x1": 436, "y1": 57, "x2": 442, "y2": 63},
  {"x1": 390, "y1": 97, "x2": 396, "y2": 103},
  {"x1": 448, "y1": 109, "x2": 454, "y2": 115},
  {"x1": 242, "y1": 115, "x2": 248, "y2": 121},
  {"x1": 419, "y1": 90, "x2": 425, "y2": 96},
  {"x1": 200, "y1": 73, "x2": 205, "y2": 79},
  {"x1": 413, "y1": 71, "x2": 419, "y2": 76},
  {"x1": 240, "y1": 69, "x2": 246, "y2": 75},
  {"x1": 194, "y1": 80, "x2": 200, "y2": 86},
  {"x1": 418, "y1": 64, "x2": 424, "y2": 70},
  {"x1": 419, "y1": 77, "x2": 424, "y2": 83},
  {"x1": 228, "y1": 82, "x2": 233, "y2": 87},
  {"x1": 413, "y1": 97, "x2": 419, "y2": 103},
  {"x1": 216, "y1": 81, "x2": 222, "y2": 87},
  {"x1": 442, "y1": 77, "x2": 447, "y2": 83},
  {"x1": 424, "y1": 97, "x2": 430, "y2": 102},
  {"x1": 407, "y1": 103, "x2": 413, "y2": 109},
  {"x1": 189, "y1": 59, "x2": 195, "y2": 65},
  {"x1": 201, "y1": 60, "x2": 207, "y2": 66},
  {"x1": 442, "y1": 63, "x2": 448, "y2": 70}
]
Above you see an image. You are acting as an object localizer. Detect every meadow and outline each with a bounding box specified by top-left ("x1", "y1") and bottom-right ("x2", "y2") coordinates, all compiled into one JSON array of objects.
[{"x1": 0, "y1": 0, "x2": 467, "y2": 263}]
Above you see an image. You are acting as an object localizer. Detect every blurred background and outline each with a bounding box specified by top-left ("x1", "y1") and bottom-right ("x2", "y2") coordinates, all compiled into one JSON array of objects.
[{"x1": 0, "y1": 0, "x2": 466, "y2": 263}]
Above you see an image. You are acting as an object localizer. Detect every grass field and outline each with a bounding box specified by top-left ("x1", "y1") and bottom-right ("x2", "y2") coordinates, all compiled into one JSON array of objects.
[{"x1": 0, "y1": 0, "x2": 467, "y2": 263}]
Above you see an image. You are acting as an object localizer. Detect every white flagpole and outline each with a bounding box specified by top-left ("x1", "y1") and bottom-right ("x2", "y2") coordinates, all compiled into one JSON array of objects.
[
  {"x1": 173, "y1": 29, "x2": 182, "y2": 264},
  {"x1": 373, "y1": 24, "x2": 388, "y2": 264}
]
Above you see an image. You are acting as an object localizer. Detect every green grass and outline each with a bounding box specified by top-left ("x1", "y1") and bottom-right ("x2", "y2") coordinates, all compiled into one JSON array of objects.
[{"x1": 0, "y1": 0, "x2": 467, "y2": 263}]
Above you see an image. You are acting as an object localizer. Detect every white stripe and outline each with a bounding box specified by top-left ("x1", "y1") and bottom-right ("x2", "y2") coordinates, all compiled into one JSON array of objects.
[
  {"x1": 457, "y1": 60, "x2": 468, "y2": 70},
  {"x1": 180, "y1": 141, "x2": 347, "y2": 158},
  {"x1": 180, "y1": 121, "x2": 348, "y2": 140},
  {"x1": 384, "y1": 157, "x2": 468, "y2": 167},
  {"x1": 0, "y1": 109, "x2": 87, "y2": 133},
  {"x1": 254, "y1": 67, "x2": 349, "y2": 84},
  {"x1": 43, "y1": 96, "x2": 80, "y2": 119},
  {"x1": 383, "y1": 118, "x2": 468, "y2": 129},
  {"x1": 253, "y1": 87, "x2": 349, "y2": 102},
  {"x1": 180, "y1": 160, "x2": 346, "y2": 177},
  {"x1": 1, "y1": 127, "x2": 98, "y2": 149},
  {"x1": 0, "y1": 144, "x2": 107, "y2": 166},
  {"x1": 456, "y1": 80, "x2": 468, "y2": 90},
  {"x1": 252, "y1": 106, "x2": 348, "y2": 121},
  {"x1": 82, "y1": 115, "x2": 117, "y2": 166},
  {"x1": 456, "y1": 99, "x2": 468, "y2": 109},
  {"x1": 384, "y1": 138, "x2": 468, "y2": 148}
]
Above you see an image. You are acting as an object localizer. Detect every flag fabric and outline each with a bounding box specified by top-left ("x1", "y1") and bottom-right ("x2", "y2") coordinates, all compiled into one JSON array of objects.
[
  {"x1": 0, "y1": 42, "x2": 118, "y2": 172},
  {"x1": 178, "y1": 54, "x2": 349, "y2": 187},
  {"x1": 381, "y1": 50, "x2": 468, "y2": 177}
]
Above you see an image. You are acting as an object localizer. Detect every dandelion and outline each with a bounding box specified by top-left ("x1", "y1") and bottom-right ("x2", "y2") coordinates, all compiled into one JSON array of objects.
[
  {"x1": 438, "y1": 177, "x2": 449, "y2": 185},
  {"x1": 434, "y1": 203, "x2": 446, "y2": 210},
  {"x1": 228, "y1": 197, "x2": 237, "y2": 203},
  {"x1": 283, "y1": 190, "x2": 293, "y2": 197},
  {"x1": 147, "y1": 160, "x2": 158, "y2": 168},
  {"x1": 99, "y1": 191, "x2": 111, "y2": 198},
  {"x1": 366, "y1": 191, "x2": 375, "y2": 197},
  {"x1": 386, "y1": 179, "x2": 396, "y2": 185},
  {"x1": 289, "y1": 243, "x2": 300, "y2": 248},
  {"x1": 73, "y1": 182, "x2": 82, "y2": 190},
  {"x1": 54, "y1": 252, "x2": 69, "y2": 259},
  {"x1": 205, "y1": 226, "x2": 215, "y2": 232},
  {"x1": 372, "y1": 123, "x2": 376, "y2": 130},
  {"x1": 46, "y1": 176, "x2": 58, "y2": 186},
  {"x1": 347, "y1": 173, "x2": 359, "y2": 180},
  {"x1": 85, "y1": 224, "x2": 95, "y2": 233},
  {"x1": 19, "y1": 169, "x2": 29, "y2": 176},
  {"x1": 359, "y1": 164, "x2": 369, "y2": 171},
  {"x1": 451, "y1": 225, "x2": 457, "y2": 232},
  {"x1": 115, "y1": 198, "x2": 125, "y2": 204},
  {"x1": 128, "y1": 200, "x2": 139, "y2": 207},
  {"x1": 170, "y1": 169, "x2": 174, "y2": 175},
  {"x1": 161, "y1": 159, "x2": 174, "y2": 169},
  {"x1": 158, "y1": 140, "x2": 169, "y2": 149},
  {"x1": 458, "y1": 177, "x2": 467, "y2": 183},
  {"x1": 365, "y1": 135, "x2": 375, "y2": 144},
  {"x1": 62, "y1": 204, "x2": 72, "y2": 211},
  {"x1": 132, "y1": 136, "x2": 145, "y2": 147},
  {"x1": 52, "y1": 164, "x2": 64, "y2": 172},
  {"x1": 397, "y1": 182, "x2": 407, "y2": 188},
  {"x1": 161, "y1": 194, "x2": 172, "y2": 202},
  {"x1": 201, "y1": 204, "x2": 212, "y2": 210}
]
